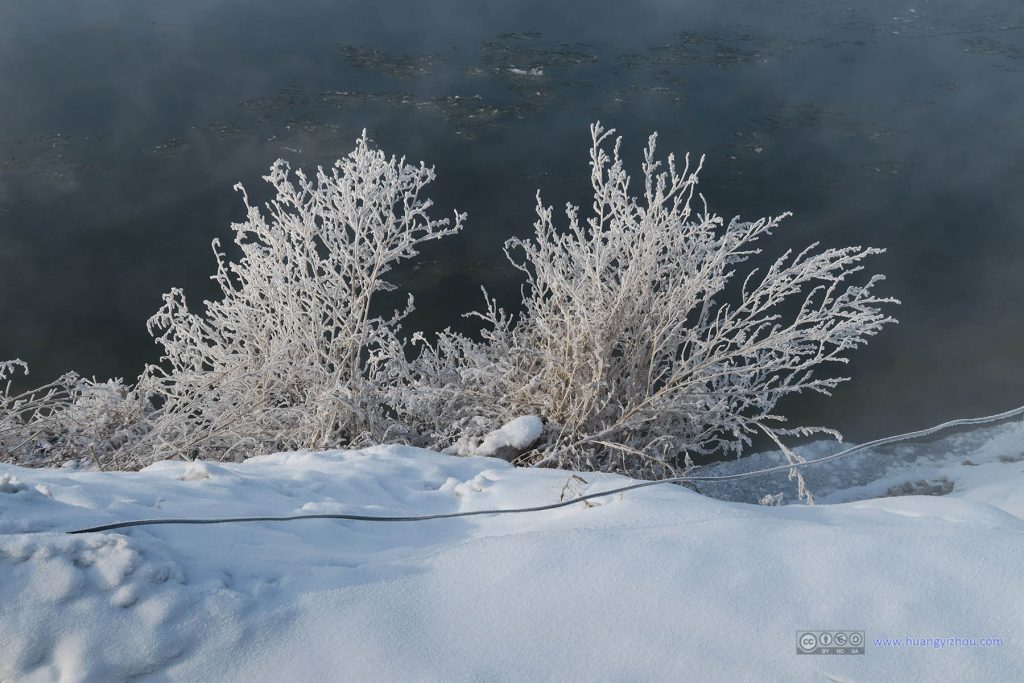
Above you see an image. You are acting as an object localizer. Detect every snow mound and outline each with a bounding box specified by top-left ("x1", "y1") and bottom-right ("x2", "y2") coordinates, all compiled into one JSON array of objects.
[
  {"x1": 477, "y1": 415, "x2": 543, "y2": 454},
  {"x1": 454, "y1": 415, "x2": 543, "y2": 460},
  {"x1": 0, "y1": 472, "x2": 26, "y2": 493}
]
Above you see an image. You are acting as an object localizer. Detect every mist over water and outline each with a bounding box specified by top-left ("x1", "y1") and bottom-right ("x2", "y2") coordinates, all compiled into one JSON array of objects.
[{"x1": 1, "y1": 0, "x2": 1022, "y2": 446}]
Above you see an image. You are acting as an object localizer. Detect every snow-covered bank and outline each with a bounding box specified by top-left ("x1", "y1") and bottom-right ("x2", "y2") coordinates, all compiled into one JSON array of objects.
[{"x1": 2, "y1": 420, "x2": 1023, "y2": 681}]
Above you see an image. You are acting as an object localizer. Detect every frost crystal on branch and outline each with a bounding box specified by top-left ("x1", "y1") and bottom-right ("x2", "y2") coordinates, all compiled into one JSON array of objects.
[
  {"x1": 3, "y1": 124, "x2": 896, "y2": 489},
  {"x1": 404, "y1": 123, "x2": 898, "y2": 477},
  {"x1": 0, "y1": 360, "x2": 150, "y2": 469},
  {"x1": 137, "y1": 131, "x2": 465, "y2": 461}
]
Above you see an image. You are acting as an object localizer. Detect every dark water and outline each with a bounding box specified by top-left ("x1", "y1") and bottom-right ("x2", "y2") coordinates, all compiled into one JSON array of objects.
[{"x1": 2, "y1": 0, "x2": 1023, "y2": 444}]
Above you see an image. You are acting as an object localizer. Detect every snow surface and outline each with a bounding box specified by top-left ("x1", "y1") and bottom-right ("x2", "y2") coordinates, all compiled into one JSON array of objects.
[{"x1": 2, "y1": 419, "x2": 1023, "y2": 681}]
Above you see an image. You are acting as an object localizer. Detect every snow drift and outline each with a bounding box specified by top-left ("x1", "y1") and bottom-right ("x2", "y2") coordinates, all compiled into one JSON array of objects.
[{"x1": 1, "y1": 418, "x2": 1022, "y2": 681}]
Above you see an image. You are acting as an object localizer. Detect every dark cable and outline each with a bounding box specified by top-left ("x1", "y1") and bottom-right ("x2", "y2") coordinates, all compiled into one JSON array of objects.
[
  {"x1": 65, "y1": 403, "x2": 1024, "y2": 535},
  {"x1": 67, "y1": 479, "x2": 672, "y2": 534}
]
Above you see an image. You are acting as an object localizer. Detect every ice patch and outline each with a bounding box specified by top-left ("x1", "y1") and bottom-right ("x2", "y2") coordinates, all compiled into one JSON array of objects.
[{"x1": 508, "y1": 66, "x2": 544, "y2": 76}]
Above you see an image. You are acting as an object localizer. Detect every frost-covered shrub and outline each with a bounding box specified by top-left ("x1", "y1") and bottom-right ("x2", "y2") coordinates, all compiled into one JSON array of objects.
[
  {"x1": 403, "y1": 123, "x2": 898, "y2": 477},
  {"x1": 135, "y1": 131, "x2": 465, "y2": 462},
  {"x1": 2, "y1": 125, "x2": 895, "y2": 480},
  {"x1": 0, "y1": 360, "x2": 151, "y2": 468},
  {"x1": 1, "y1": 132, "x2": 463, "y2": 468}
]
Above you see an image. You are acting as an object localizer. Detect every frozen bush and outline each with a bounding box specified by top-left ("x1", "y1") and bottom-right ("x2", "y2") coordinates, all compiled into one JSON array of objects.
[
  {"x1": 134, "y1": 131, "x2": 465, "y2": 462},
  {"x1": 1, "y1": 132, "x2": 463, "y2": 468},
  {"x1": 2, "y1": 125, "x2": 896, "y2": 481},
  {"x1": 404, "y1": 123, "x2": 898, "y2": 477},
  {"x1": 0, "y1": 360, "x2": 151, "y2": 469}
]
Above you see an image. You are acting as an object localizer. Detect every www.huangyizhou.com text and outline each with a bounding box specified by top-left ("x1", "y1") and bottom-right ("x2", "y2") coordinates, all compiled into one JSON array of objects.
[{"x1": 873, "y1": 636, "x2": 1005, "y2": 649}]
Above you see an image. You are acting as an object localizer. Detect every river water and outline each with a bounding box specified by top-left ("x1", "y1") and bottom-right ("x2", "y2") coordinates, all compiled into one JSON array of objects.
[{"x1": 1, "y1": 0, "x2": 1022, "y2": 444}]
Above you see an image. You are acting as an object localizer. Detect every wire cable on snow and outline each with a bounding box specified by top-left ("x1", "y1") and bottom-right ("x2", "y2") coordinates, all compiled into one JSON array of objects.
[{"x1": 66, "y1": 403, "x2": 1024, "y2": 535}]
